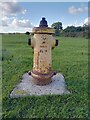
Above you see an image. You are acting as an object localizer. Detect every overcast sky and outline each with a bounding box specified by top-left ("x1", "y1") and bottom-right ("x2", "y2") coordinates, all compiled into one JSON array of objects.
[{"x1": 0, "y1": 1, "x2": 89, "y2": 33}]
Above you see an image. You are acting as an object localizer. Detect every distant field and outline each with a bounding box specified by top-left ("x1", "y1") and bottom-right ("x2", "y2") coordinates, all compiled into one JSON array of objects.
[{"x1": 2, "y1": 34, "x2": 88, "y2": 118}]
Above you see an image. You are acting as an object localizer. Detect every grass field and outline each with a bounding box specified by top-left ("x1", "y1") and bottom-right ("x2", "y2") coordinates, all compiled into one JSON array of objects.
[{"x1": 2, "y1": 34, "x2": 88, "y2": 119}]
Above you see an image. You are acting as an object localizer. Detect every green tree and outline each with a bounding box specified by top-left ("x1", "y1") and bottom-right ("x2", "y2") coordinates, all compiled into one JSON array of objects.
[
  {"x1": 25, "y1": 31, "x2": 30, "y2": 35},
  {"x1": 64, "y1": 26, "x2": 76, "y2": 32},
  {"x1": 51, "y1": 22, "x2": 62, "y2": 36}
]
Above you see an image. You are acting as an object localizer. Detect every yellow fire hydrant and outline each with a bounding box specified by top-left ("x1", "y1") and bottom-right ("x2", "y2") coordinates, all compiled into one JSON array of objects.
[{"x1": 28, "y1": 17, "x2": 58, "y2": 85}]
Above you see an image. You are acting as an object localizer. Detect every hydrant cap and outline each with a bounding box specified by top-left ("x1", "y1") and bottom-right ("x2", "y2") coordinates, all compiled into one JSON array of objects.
[
  {"x1": 39, "y1": 17, "x2": 48, "y2": 27},
  {"x1": 32, "y1": 17, "x2": 55, "y2": 34}
]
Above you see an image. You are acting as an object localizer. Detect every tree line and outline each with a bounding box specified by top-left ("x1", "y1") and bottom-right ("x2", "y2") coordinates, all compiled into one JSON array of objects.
[{"x1": 51, "y1": 22, "x2": 89, "y2": 38}]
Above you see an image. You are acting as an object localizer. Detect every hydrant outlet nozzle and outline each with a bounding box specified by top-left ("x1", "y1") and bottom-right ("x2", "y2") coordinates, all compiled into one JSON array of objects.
[
  {"x1": 28, "y1": 38, "x2": 31, "y2": 45},
  {"x1": 55, "y1": 39, "x2": 58, "y2": 46}
]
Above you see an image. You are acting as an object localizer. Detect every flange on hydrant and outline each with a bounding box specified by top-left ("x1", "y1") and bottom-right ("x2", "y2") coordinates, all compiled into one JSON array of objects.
[{"x1": 28, "y1": 17, "x2": 58, "y2": 85}]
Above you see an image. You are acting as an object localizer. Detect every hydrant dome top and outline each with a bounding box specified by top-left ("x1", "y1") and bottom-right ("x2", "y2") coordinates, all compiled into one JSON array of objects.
[{"x1": 32, "y1": 17, "x2": 55, "y2": 34}]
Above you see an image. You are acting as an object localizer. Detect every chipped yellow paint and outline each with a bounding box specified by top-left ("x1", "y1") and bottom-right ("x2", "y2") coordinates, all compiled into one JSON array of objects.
[
  {"x1": 32, "y1": 34, "x2": 55, "y2": 74},
  {"x1": 30, "y1": 26, "x2": 56, "y2": 85},
  {"x1": 32, "y1": 27, "x2": 55, "y2": 34}
]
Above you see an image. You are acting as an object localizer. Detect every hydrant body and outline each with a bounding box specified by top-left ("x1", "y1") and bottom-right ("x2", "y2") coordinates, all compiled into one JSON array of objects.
[{"x1": 30, "y1": 18, "x2": 58, "y2": 85}]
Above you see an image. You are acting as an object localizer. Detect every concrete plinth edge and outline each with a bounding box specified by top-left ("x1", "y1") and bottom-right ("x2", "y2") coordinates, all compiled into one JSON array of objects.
[{"x1": 10, "y1": 72, "x2": 70, "y2": 98}]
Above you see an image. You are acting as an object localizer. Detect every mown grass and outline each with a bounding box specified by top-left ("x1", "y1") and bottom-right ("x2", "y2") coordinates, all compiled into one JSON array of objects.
[{"x1": 2, "y1": 34, "x2": 88, "y2": 119}]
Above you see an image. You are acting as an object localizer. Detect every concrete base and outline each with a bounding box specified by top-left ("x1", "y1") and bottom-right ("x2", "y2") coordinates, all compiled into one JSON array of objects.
[{"x1": 10, "y1": 73, "x2": 70, "y2": 98}]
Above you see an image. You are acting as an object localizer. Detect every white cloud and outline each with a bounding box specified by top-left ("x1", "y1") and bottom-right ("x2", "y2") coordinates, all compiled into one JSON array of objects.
[
  {"x1": 73, "y1": 20, "x2": 83, "y2": 27},
  {"x1": 0, "y1": 27, "x2": 3, "y2": 33},
  {"x1": 25, "y1": 28, "x2": 32, "y2": 32},
  {"x1": 11, "y1": 19, "x2": 34, "y2": 28},
  {"x1": 1, "y1": 22, "x2": 33, "y2": 33},
  {"x1": 68, "y1": 6, "x2": 87, "y2": 14},
  {"x1": 2, "y1": 16, "x2": 9, "y2": 26},
  {"x1": 63, "y1": 24, "x2": 72, "y2": 29},
  {"x1": 63, "y1": 17, "x2": 90, "y2": 29},
  {"x1": 63, "y1": 20, "x2": 84, "y2": 29},
  {"x1": 1, "y1": 17, "x2": 34, "y2": 33},
  {"x1": 84, "y1": 17, "x2": 90, "y2": 25},
  {"x1": 0, "y1": 2, "x2": 27, "y2": 16}
]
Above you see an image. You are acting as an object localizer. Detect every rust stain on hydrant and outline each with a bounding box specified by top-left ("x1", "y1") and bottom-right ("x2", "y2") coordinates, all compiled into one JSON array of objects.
[{"x1": 28, "y1": 17, "x2": 58, "y2": 85}]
